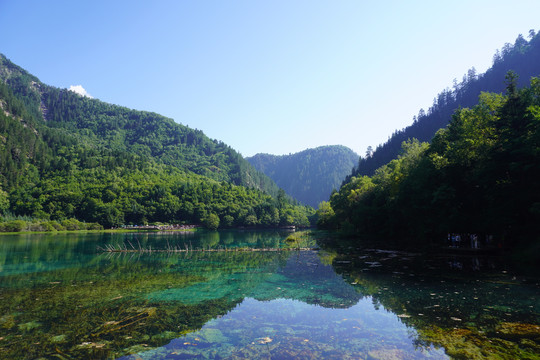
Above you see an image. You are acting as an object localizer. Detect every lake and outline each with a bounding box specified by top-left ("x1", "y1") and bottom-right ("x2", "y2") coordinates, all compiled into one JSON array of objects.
[{"x1": 0, "y1": 230, "x2": 538, "y2": 359}]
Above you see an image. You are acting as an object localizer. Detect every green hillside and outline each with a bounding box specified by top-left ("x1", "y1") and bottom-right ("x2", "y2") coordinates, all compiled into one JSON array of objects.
[
  {"x1": 0, "y1": 54, "x2": 313, "y2": 229},
  {"x1": 247, "y1": 145, "x2": 358, "y2": 207},
  {"x1": 346, "y1": 32, "x2": 540, "y2": 181},
  {"x1": 0, "y1": 54, "x2": 279, "y2": 194},
  {"x1": 324, "y1": 74, "x2": 540, "y2": 257}
]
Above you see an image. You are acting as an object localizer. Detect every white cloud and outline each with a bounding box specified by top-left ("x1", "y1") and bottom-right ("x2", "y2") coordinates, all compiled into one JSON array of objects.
[{"x1": 68, "y1": 85, "x2": 93, "y2": 98}]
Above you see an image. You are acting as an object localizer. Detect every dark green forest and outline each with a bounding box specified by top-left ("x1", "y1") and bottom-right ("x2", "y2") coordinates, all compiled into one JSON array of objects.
[
  {"x1": 0, "y1": 54, "x2": 313, "y2": 230},
  {"x1": 345, "y1": 31, "x2": 540, "y2": 181},
  {"x1": 321, "y1": 74, "x2": 540, "y2": 256},
  {"x1": 247, "y1": 145, "x2": 358, "y2": 208}
]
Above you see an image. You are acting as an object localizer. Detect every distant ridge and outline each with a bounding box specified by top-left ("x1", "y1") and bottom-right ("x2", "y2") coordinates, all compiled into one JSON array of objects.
[
  {"x1": 247, "y1": 145, "x2": 359, "y2": 207},
  {"x1": 345, "y1": 31, "x2": 540, "y2": 183}
]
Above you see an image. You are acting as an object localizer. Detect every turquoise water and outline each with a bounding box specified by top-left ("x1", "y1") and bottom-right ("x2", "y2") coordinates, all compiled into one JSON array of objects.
[{"x1": 0, "y1": 230, "x2": 538, "y2": 359}]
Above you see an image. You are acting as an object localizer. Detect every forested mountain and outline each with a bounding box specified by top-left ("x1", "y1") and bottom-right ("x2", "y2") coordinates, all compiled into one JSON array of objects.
[
  {"x1": 346, "y1": 31, "x2": 540, "y2": 181},
  {"x1": 247, "y1": 146, "x2": 359, "y2": 207},
  {"x1": 322, "y1": 75, "x2": 540, "y2": 256},
  {"x1": 0, "y1": 54, "x2": 313, "y2": 229},
  {"x1": 0, "y1": 55, "x2": 279, "y2": 195}
]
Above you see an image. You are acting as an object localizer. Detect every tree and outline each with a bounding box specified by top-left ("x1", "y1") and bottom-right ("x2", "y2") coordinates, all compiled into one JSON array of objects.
[
  {"x1": 222, "y1": 215, "x2": 234, "y2": 228},
  {"x1": 244, "y1": 214, "x2": 258, "y2": 227},
  {"x1": 315, "y1": 201, "x2": 335, "y2": 229},
  {"x1": 203, "y1": 213, "x2": 220, "y2": 230},
  {"x1": 277, "y1": 189, "x2": 287, "y2": 209},
  {"x1": 0, "y1": 187, "x2": 9, "y2": 215},
  {"x1": 366, "y1": 146, "x2": 373, "y2": 158}
]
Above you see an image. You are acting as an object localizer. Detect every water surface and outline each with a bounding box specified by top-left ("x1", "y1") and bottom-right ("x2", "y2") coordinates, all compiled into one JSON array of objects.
[{"x1": 0, "y1": 230, "x2": 538, "y2": 359}]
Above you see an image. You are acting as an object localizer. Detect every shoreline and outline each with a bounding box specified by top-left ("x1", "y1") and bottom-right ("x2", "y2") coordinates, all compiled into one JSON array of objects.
[{"x1": 0, "y1": 228, "x2": 198, "y2": 236}]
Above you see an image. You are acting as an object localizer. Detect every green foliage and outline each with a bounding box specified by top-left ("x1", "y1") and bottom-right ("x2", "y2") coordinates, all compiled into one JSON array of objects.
[
  {"x1": 2, "y1": 162, "x2": 313, "y2": 230},
  {"x1": 315, "y1": 201, "x2": 335, "y2": 229},
  {"x1": 0, "y1": 187, "x2": 8, "y2": 214},
  {"x1": 37, "y1": 83, "x2": 279, "y2": 196},
  {"x1": 328, "y1": 77, "x2": 540, "y2": 251},
  {"x1": 247, "y1": 145, "x2": 359, "y2": 207},
  {"x1": 0, "y1": 220, "x2": 26, "y2": 232},
  {"x1": 347, "y1": 31, "x2": 540, "y2": 179},
  {"x1": 0, "y1": 217, "x2": 103, "y2": 232},
  {"x1": 0, "y1": 54, "x2": 314, "y2": 230},
  {"x1": 203, "y1": 213, "x2": 220, "y2": 230}
]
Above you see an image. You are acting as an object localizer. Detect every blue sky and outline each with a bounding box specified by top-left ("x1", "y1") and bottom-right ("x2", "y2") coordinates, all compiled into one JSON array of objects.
[{"x1": 1, "y1": 1, "x2": 540, "y2": 157}]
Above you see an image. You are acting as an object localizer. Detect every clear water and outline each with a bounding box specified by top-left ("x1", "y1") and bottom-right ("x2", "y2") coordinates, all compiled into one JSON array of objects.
[{"x1": 0, "y1": 230, "x2": 538, "y2": 359}]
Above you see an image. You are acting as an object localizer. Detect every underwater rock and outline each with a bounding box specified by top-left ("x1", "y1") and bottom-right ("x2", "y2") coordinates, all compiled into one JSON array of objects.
[
  {"x1": 397, "y1": 314, "x2": 411, "y2": 318},
  {"x1": 368, "y1": 348, "x2": 414, "y2": 359},
  {"x1": 258, "y1": 336, "x2": 272, "y2": 344},
  {"x1": 195, "y1": 328, "x2": 228, "y2": 343}
]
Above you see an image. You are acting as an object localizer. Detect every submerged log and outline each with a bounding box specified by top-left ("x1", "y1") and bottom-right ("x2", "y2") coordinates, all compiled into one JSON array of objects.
[{"x1": 98, "y1": 245, "x2": 318, "y2": 253}]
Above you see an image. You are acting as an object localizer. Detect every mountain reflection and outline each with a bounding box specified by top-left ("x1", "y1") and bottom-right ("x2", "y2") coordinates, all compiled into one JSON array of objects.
[
  {"x1": 119, "y1": 250, "x2": 448, "y2": 360},
  {"x1": 1, "y1": 231, "x2": 538, "y2": 359}
]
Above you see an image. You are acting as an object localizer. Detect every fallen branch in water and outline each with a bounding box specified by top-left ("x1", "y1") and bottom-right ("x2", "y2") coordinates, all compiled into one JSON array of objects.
[{"x1": 98, "y1": 244, "x2": 318, "y2": 253}]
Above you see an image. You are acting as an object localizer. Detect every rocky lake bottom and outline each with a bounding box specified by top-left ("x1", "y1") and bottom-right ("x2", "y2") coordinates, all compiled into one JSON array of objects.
[{"x1": 0, "y1": 230, "x2": 538, "y2": 359}]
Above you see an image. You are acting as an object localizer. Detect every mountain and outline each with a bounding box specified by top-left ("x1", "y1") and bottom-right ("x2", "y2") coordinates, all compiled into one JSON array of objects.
[
  {"x1": 0, "y1": 54, "x2": 314, "y2": 229},
  {"x1": 325, "y1": 75, "x2": 540, "y2": 257},
  {"x1": 0, "y1": 55, "x2": 279, "y2": 195},
  {"x1": 247, "y1": 145, "x2": 359, "y2": 207},
  {"x1": 345, "y1": 31, "x2": 540, "y2": 182}
]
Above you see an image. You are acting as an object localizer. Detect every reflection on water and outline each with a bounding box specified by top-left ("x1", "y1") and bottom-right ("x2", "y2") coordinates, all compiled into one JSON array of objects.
[
  {"x1": 0, "y1": 230, "x2": 538, "y2": 359},
  {"x1": 328, "y1": 247, "x2": 540, "y2": 359},
  {"x1": 120, "y1": 297, "x2": 447, "y2": 360}
]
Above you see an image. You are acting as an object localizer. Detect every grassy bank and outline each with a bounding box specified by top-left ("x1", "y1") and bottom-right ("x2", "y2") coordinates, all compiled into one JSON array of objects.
[
  {"x1": 0, "y1": 217, "x2": 198, "y2": 235},
  {"x1": 0, "y1": 228, "x2": 198, "y2": 236}
]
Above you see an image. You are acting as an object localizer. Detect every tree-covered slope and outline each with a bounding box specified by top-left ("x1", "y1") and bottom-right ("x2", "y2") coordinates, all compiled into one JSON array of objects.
[
  {"x1": 0, "y1": 54, "x2": 279, "y2": 196},
  {"x1": 346, "y1": 31, "x2": 540, "y2": 181},
  {"x1": 247, "y1": 145, "x2": 359, "y2": 207},
  {"x1": 323, "y1": 75, "x2": 540, "y2": 255},
  {"x1": 0, "y1": 54, "x2": 314, "y2": 229}
]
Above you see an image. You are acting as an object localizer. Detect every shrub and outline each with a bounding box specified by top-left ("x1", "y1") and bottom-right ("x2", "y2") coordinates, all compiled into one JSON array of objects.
[
  {"x1": 1, "y1": 220, "x2": 27, "y2": 232},
  {"x1": 61, "y1": 219, "x2": 81, "y2": 231},
  {"x1": 48, "y1": 221, "x2": 65, "y2": 231},
  {"x1": 86, "y1": 223, "x2": 103, "y2": 230},
  {"x1": 203, "y1": 213, "x2": 220, "y2": 230}
]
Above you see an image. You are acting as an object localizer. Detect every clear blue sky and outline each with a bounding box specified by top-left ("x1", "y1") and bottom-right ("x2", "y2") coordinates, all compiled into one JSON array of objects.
[{"x1": 1, "y1": 1, "x2": 539, "y2": 157}]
